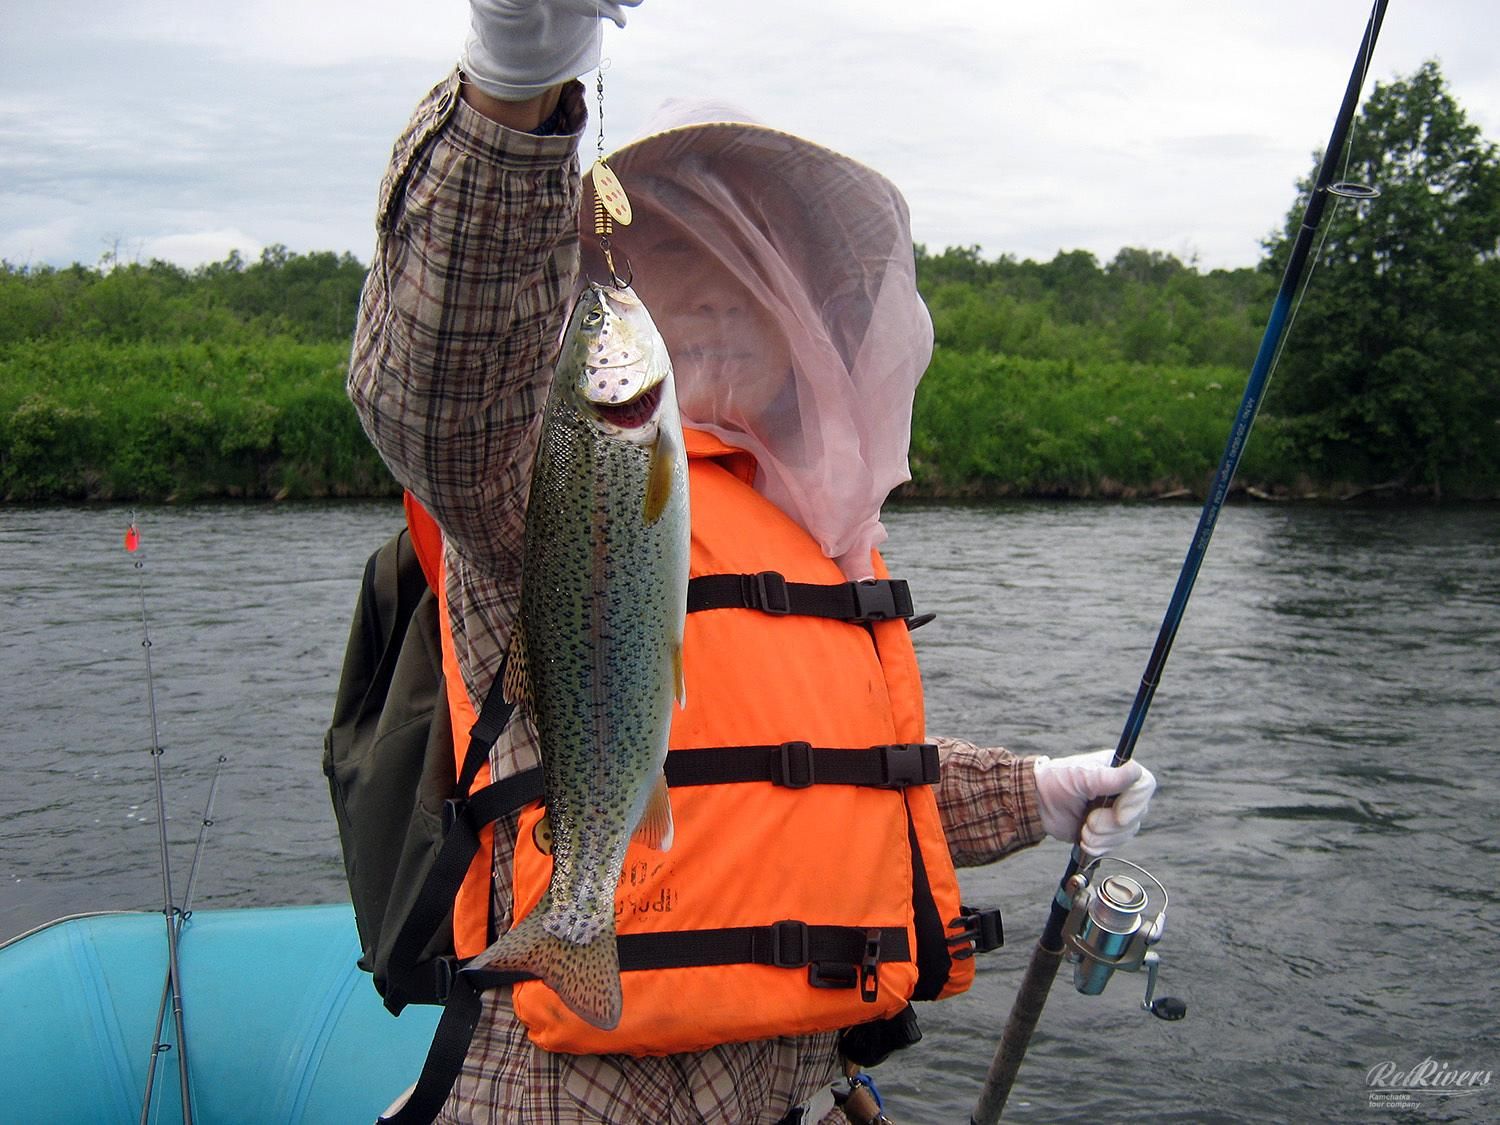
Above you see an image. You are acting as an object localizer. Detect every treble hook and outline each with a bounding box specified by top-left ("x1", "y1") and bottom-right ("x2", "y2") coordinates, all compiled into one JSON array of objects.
[{"x1": 594, "y1": 235, "x2": 633, "y2": 290}]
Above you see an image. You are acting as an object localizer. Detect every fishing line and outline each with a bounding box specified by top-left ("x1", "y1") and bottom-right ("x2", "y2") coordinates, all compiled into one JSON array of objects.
[
  {"x1": 589, "y1": 43, "x2": 634, "y2": 288},
  {"x1": 126, "y1": 514, "x2": 195, "y2": 1125}
]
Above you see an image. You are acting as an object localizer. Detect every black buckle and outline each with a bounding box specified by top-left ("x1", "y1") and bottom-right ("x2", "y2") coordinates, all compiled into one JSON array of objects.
[
  {"x1": 441, "y1": 797, "x2": 466, "y2": 833},
  {"x1": 948, "y1": 906, "x2": 1004, "y2": 955},
  {"x1": 859, "y1": 930, "x2": 881, "y2": 1002},
  {"x1": 849, "y1": 579, "x2": 912, "y2": 622},
  {"x1": 767, "y1": 919, "x2": 810, "y2": 968},
  {"x1": 807, "y1": 931, "x2": 883, "y2": 996},
  {"x1": 875, "y1": 743, "x2": 938, "y2": 788},
  {"x1": 809, "y1": 961, "x2": 859, "y2": 990},
  {"x1": 430, "y1": 956, "x2": 457, "y2": 1002},
  {"x1": 774, "y1": 741, "x2": 816, "y2": 788},
  {"x1": 748, "y1": 571, "x2": 791, "y2": 615}
]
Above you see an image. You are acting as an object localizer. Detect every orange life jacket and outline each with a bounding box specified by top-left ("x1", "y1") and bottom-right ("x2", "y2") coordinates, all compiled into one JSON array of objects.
[{"x1": 429, "y1": 429, "x2": 978, "y2": 1055}]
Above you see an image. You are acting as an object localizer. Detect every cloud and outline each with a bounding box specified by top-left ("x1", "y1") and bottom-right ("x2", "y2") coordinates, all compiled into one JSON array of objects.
[
  {"x1": 0, "y1": 213, "x2": 93, "y2": 269},
  {"x1": 0, "y1": 23, "x2": 436, "y2": 269},
  {"x1": 136, "y1": 229, "x2": 266, "y2": 268},
  {"x1": 28, "y1": 0, "x2": 466, "y2": 66},
  {"x1": 3, "y1": 0, "x2": 1498, "y2": 272}
]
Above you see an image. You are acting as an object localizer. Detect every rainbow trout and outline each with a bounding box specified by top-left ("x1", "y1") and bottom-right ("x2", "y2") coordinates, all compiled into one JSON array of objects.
[{"x1": 466, "y1": 283, "x2": 689, "y2": 1030}]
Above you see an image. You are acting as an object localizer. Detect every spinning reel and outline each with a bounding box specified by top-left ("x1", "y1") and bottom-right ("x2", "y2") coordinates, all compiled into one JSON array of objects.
[{"x1": 1060, "y1": 856, "x2": 1186, "y2": 1021}]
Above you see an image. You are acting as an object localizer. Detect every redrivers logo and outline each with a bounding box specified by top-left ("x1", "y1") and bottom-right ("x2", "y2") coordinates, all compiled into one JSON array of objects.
[{"x1": 1366, "y1": 1057, "x2": 1492, "y2": 1112}]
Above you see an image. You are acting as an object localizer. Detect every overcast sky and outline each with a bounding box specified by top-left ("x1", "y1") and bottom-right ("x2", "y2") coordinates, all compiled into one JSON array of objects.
[{"x1": 3, "y1": 1, "x2": 1496, "y2": 273}]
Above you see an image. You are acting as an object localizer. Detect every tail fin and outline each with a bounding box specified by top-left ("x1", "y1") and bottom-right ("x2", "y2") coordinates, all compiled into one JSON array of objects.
[{"x1": 466, "y1": 902, "x2": 623, "y2": 1030}]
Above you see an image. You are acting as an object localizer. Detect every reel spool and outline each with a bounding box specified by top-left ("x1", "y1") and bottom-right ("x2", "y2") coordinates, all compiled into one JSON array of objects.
[{"x1": 1061, "y1": 857, "x2": 1186, "y2": 1021}]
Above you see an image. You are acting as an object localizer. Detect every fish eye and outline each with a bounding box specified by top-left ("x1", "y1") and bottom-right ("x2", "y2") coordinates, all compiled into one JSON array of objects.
[{"x1": 583, "y1": 306, "x2": 605, "y2": 327}]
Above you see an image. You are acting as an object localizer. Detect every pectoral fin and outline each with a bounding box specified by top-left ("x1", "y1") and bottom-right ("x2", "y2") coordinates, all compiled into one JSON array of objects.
[
  {"x1": 632, "y1": 776, "x2": 674, "y2": 852},
  {"x1": 643, "y1": 427, "x2": 676, "y2": 526},
  {"x1": 672, "y1": 642, "x2": 687, "y2": 709}
]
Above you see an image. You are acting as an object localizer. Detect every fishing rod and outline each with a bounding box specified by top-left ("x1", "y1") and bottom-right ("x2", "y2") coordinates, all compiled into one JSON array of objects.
[
  {"x1": 180, "y1": 755, "x2": 228, "y2": 919},
  {"x1": 142, "y1": 751, "x2": 225, "y2": 1125},
  {"x1": 970, "y1": 3, "x2": 1389, "y2": 1120},
  {"x1": 126, "y1": 516, "x2": 195, "y2": 1125}
]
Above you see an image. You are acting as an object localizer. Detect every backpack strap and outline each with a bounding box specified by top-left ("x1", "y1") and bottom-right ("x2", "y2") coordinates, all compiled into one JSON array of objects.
[
  {"x1": 378, "y1": 966, "x2": 515, "y2": 1125},
  {"x1": 380, "y1": 662, "x2": 535, "y2": 1015}
]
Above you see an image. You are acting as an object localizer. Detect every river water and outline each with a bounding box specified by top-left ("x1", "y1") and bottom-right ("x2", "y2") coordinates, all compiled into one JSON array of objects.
[{"x1": 2, "y1": 499, "x2": 1496, "y2": 1123}]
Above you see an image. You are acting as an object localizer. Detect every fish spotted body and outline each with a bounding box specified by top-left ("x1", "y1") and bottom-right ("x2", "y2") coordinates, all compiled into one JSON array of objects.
[{"x1": 465, "y1": 284, "x2": 689, "y2": 1031}]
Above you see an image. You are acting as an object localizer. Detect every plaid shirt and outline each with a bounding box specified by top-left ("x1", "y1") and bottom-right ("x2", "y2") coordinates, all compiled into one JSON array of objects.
[{"x1": 349, "y1": 70, "x2": 1043, "y2": 1124}]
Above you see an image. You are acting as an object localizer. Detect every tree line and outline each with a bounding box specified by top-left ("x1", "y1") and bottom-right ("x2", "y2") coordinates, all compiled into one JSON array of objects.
[
  {"x1": 2, "y1": 60, "x2": 1495, "y2": 501},
  {"x1": 0, "y1": 246, "x2": 367, "y2": 346}
]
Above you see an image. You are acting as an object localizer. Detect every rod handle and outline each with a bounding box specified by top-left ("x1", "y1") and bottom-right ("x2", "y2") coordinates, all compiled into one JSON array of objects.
[{"x1": 971, "y1": 937, "x2": 1066, "y2": 1124}]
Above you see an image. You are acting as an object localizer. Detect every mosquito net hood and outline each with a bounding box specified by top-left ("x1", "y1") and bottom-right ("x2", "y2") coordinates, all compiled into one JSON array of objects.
[{"x1": 580, "y1": 99, "x2": 933, "y2": 580}]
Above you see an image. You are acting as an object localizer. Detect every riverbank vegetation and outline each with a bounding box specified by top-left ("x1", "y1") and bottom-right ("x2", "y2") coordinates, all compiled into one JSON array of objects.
[{"x1": 2, "y1": 62, "x2": 1495, "y2": 503}]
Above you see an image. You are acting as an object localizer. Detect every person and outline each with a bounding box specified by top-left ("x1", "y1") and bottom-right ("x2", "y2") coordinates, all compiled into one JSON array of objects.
[{"x1": 347, "y1": 2, "x2": 1157, "y2": 1122}]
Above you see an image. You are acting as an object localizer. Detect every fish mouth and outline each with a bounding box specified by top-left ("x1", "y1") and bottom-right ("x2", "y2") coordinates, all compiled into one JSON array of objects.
[{"x1": 590, "y1": 379, "x2": 664, "y2": 430}]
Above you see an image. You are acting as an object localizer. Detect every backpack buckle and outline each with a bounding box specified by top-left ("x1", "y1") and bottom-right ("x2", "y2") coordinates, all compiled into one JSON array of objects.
[
  {"x1": 441, "y1": 797, "x2": 467, "y2": 832},
  {"x1": 431, "y1": 956, "x2": 457, "y2": 1002}
]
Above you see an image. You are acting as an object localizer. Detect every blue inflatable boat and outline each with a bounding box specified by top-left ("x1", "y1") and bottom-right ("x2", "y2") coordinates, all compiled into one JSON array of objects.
[{"x1": 0, "y1": 904, "x2": 439, "y2": 1123}]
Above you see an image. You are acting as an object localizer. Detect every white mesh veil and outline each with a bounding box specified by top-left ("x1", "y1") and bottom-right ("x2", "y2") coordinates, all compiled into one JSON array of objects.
[{"x1": 580, "y1": 100, "x2": 933, "y2": 580}]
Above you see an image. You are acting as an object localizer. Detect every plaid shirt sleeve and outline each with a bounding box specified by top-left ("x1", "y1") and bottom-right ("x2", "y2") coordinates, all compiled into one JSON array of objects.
[
  {"x1": 933, "y1": 737, "x2": 1046, "y2": 866},
  {"x1": 348, "y1": 71, "x2": 588, "y2": 709}
]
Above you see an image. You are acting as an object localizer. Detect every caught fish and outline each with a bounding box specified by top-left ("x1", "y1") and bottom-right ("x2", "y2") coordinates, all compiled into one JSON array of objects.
[{"x1": 466, "y1": 283, "x2": 690, "y2": 1031}]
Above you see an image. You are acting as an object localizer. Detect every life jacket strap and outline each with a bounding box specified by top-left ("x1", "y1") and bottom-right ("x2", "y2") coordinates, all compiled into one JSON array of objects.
[
  {"x1": 387, "y1": 741, "x2": 937, "y2": 1012},
  {"x1": 617, "y1": 920, "x2": 908, "y2": 986},
  {"x1": 451, "y1": 741, "x2": 938, "y2": 848},
  {"x1": 688, "y1": 571, "x2": 916, "y2": 623},
  {"x1": 422, "y1": 920, "x2": 910, "y2": 1008},
  {"x1": 666, "y1": 742, "x2": 940, "y2": 790}
]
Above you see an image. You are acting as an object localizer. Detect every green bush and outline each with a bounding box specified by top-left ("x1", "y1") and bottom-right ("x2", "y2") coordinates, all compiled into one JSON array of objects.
[
  {"x1": 0, "y1": 338, "x2": 395, "y2": 501},
  {"x1": 906, "y1": 348, "x2": 1275, "y2": 497}
]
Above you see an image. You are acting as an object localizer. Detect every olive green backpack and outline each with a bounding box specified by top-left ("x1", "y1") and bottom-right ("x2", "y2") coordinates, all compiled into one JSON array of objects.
[{"x1": 322, "y1": 528, "x2": 533, "y2": 1015}]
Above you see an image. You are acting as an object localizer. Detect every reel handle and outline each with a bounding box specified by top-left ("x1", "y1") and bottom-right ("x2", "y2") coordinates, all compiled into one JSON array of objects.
[{"x1": 1139, "y1": 952, "x2": 1187, "y2": 1021}]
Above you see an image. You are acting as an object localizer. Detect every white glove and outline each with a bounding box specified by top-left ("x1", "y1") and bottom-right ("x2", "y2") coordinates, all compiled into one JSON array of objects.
[
  {"x1": 463, "y1": 0, "x2": 643, "y2": 100},
  {"x1": 1033, "y1": 749, "x2": 1156, "y2": 857}
]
